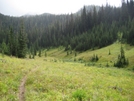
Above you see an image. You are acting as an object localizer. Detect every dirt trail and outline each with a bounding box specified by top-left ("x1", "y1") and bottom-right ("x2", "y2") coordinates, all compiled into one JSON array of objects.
[
  {"x1": 19, "y1": 76, "x2": 27, "y2": 101},
  {"x1": 18, "y1": 66, "x2": 38, "y2": 101}
]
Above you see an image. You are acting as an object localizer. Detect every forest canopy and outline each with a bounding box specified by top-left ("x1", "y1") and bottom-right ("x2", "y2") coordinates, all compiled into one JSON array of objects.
[{"x1": 0, "y1": 0, "x2": 134, "y2": 57}]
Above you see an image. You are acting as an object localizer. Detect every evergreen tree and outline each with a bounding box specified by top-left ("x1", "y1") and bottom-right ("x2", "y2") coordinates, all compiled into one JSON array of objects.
[
  {"x1": 120, "y1": 45, "x2": 125, "y2": 58},
  {"x1": 38, "y1": 49, "x2": 41, "y2": 57},
  {"x1": 114, "y1": 46, "x2": 129, "y2": 68},
  {"x1": 8, "y1": 27, "x2": 14, "y2": 56},
  {"x1": 1, "y1": 41, "x2": 6, "y2": 57},
  {"x1": 32, "y1": 53, "x2": 35, "y2": 59},
  {"x1": 18, "y1": 21, "x2": 27, "y2": 58},
  {"x1": 75, "y1": 52, "x2": 77, "y2": 57},
  {"x1": 109, "y1": 49, "x2": 111, "y2": 55},
  {"x1": 93, "y1": 6, "x2": 98, "y2": 25},
  {"x1": 13, "y1": 35, "x2": 19, "y2": 57},
  {"x1": 81, "y1": 6, "x2": 87, "y2": 32},
  {"x1": 67, "y1": 51, "x2": 69, "y2": 55},
  {"x1": 91, "y1": 54, "x2": 99, "y2": 62},
  {"x1": 0, "y1": 1, "x2": 134, "y2": 52},
  {"x1": 1, "y1": 40, "x2": 8, "y2": 55},
  {"x1": 127, "y1": 19, "x2": 134, "y2": 45},
  {"x1": 96, "y1": 54, "x2": 99, "y2": 61},
  {"x1": 29, "y1": 53, "x2": 32, "y2": 59},
  {"x1": 45, "y1": 51, "x2": 47, "y2": 57},
  {"x1": 34, "y1": 48, "x2": 37, "y2": 56}
]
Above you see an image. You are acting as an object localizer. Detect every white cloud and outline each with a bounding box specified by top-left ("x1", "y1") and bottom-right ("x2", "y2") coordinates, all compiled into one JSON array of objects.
[{"x1": 0, "y1": 0, "x2": 121, "y2": 16}]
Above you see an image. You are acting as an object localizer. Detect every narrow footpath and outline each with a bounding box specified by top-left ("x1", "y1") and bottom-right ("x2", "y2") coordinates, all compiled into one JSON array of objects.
[{"x1": 18, "y1": 66, "x2": 38, "y2": 101}]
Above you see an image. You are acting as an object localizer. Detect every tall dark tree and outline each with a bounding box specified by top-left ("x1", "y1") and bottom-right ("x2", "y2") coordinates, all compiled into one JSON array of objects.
[
  {"x1": 13, "y1": 34, "x2": 19, "y2": 56},
  {"x1": 8, "y1": 27, "x2": 14, "y2": 56},
  {"x1": 1, "y1": 40, "x2": 8, "y2": 56},
  {"x1": 127, "y1": 18, "x2": 134, "y2": 45},
  {"x1": 38, "y1": 48, "x2": 41, "y2": 57},
  {"x1": 0, "y1": 1, "x2": 134, "y2": 53},
  {"x1": 114, "y1": 46, "x2": 129, "y2": 68},
  {"x1": 18, "y1": 21, "x2": 27, "y2": 58},
  {"x1": 81, "y1": 6, "x2": 87, "y2": 32},
  {"x1": 93, "y1": 6, "x2": 98, "y2": 25}
]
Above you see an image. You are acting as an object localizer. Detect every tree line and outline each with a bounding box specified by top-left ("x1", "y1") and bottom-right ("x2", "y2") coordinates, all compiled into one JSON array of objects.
[
  {"x1": 0, "y1": 0, "x2": 134, "y2": 57},
  {"x1": 1, "y1": 21, "x2": 27, "y2": 58}
]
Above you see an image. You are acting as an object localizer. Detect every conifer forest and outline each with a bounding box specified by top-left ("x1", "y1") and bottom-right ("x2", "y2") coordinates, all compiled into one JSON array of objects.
[{"x1": 0, "y1": 0, "x2": 134, "y2": 57}]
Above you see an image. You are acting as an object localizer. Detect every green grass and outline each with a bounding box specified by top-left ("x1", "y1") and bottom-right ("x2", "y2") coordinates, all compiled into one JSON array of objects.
[
  {"x1": 0, "y1": 56, "x2": 39, "y2": 100},
  {"x1": 0, "y1": 43, "x2": 134, "y2": 100},
  {"x1": 25, "y1": 59, "x2": 134, "y2": 101},
  {"x1": 45, "y1": 43, "x2": 134, "y2": 68}
]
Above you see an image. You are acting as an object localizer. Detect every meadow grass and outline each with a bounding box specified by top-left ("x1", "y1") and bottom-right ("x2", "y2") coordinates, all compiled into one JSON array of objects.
[
  {"x1": 0, "y1": 43, "x2": 134, "y2": 101},
  {"x1": 25, "y1": 58, "x2": 134, "y2": 101},
  {"x1": 0, "y1": 55, "x2": 38, "y2": 100},
  {"x1": 46, "y1": 43, "x2": 134, "y2": 67}
]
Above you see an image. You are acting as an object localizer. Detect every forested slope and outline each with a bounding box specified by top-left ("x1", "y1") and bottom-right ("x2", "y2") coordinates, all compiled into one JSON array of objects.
[{"x1": 0, "y1": 0, "x2": 134, "y2": 57}]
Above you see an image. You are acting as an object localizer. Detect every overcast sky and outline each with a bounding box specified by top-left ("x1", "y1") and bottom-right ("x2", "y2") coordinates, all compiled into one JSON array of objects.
[{"x1": 0, "y1": 0, "x2": 121, "y2": 16}]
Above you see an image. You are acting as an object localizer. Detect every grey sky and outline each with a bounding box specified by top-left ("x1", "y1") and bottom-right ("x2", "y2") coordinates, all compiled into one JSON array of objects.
[{"x1": 0, "y1": 0, "x2": 121, "y2": 16}]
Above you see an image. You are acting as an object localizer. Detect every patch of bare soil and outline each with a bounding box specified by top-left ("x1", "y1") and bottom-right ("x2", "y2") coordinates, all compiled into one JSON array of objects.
[
  {"x1": 19, "y1": 76, "x2": 27, "y2": 101},
  {"x1": 18, "y1": 66, "x2": 38, "y2": 101}
]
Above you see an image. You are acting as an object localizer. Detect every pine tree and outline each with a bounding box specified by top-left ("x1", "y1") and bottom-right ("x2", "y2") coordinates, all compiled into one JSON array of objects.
[
  {"x1": 38, "y1": 49, "x2": 41, "y2": 57},
  {"x1": 13, "y1": 35, "x2": 19, "y2": 57},
  {"x1": 1, "y1": 41, "x2": 6, "y2": 57},
  {"x1": 93, "y1": 6, "x2": 98, "y2": 25},
  {"x1": 1, "y1": 40, "x2": 8, "y2": 56},
  {"x1": 75, "y1": 52, "x2": 77, "y2": 57},
  {"x1": 34, "y1": 48, "x2": 37, "y2": 56},
  {"x1": 96, "y1": 54, "x2": 99, "y2": 61},
  {"x1": 29, "y1": 53, "x2": 32, "y2": 59},
  {"x1": 91, "y1": 54, "x2": 99, "y2": 62},
  {"x1": 67, "y1": 51, "x2": 69, "y2": 55},
  {"x1": 44, "y1": 51, "x2": 47, "y2": 57},
  {"x1": 109, "y1": 49, "x2": 111, "y2": 55},
  {"x1": 120, "y1": 45, "x2": 125, "y2": 58},
  {"x1": 8, "y1": 27, "x2": 14, "y2": 56},
  {"x1": 114, "y1": 46, "x2": 129, "y2": 68},
  {"x1": 81, "y1": 6, "x2": 87, "y2": 32},
  {"x1": 2, "y1": 50, "x2": 4, "y2": 57},
  {"x1": 18, "y1": 21, "x2": 27, "y2": 58},
  {"x1": 32, "y1": 53, "x2": 35, "y2": 59}
]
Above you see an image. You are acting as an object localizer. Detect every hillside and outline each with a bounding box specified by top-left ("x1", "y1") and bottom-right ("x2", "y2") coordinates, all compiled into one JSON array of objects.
[
  {"x1": 75, "y1": 5, "x2": 100, "y2": 16},
  {"x1": 0, "y1": 1, "x2": 134, "y2": 56},
  {"x1": 0, "y1": 1, "x2": 134, "y2": 101},
  {"x1": 0, "y1": 43, "x2": 134, "y2": 100},
  {"x1": 44, "y1": 43, "x2": 134, "y2": 68}
]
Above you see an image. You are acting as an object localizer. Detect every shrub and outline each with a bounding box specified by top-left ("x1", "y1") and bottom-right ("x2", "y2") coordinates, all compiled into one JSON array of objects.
[
  {"x1": 75, "y1": 52, "x2": 77, "y2": 57},
  {"x1": 74, "y1": 58, "x2": 76, "y2": 62},
  {"x1": 91, "y1": 54, "x2": 99, "y2": 62},
  {"x1": 106, "y1": 62, "x2": 109, "y2": 67},
  {"x1": 114, "y1": 46, "x2": 129, "y2": 68},
  {"x1": 72, "y1": 89, "x2": 86, "y2": 101},
  {"x1": 132, "y1": 66, "x2": 134, "y2": 71}
]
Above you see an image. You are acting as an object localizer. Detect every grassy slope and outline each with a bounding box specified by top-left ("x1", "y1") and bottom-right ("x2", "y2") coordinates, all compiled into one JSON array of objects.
[
  {"x1": 0, "y1": 43, "x2": 134, "y2": 100},
  {"x1": 0, "y1": 55, "x2": 39, "y2": 100},
  {"x1": 25, "y1": 60, "x2": 134, "y2": 101},
  {"x1": 46, "y1": 43, "x2": 134, "y2": 67}
]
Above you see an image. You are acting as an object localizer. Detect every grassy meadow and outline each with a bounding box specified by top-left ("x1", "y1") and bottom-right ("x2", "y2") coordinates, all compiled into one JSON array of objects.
[
  {"x1": 0, "y1": 43, "x2": 134, "y2": 101},
  {"x1": 46, "y1": 43, "x2": 134, "y2": 68}
]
